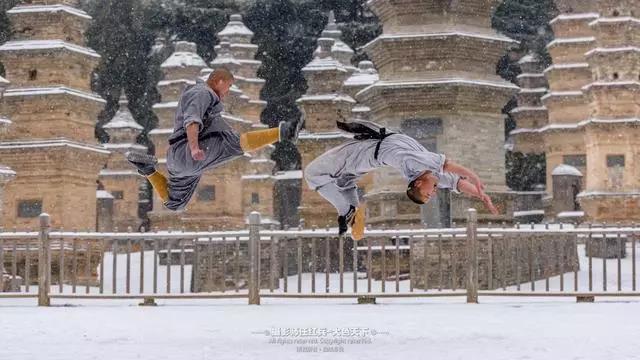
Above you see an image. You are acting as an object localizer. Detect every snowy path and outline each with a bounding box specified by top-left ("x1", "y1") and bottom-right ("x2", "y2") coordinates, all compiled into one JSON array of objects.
[{"x1": 1, "y1": 298, "x2": 640, "y2": 360}]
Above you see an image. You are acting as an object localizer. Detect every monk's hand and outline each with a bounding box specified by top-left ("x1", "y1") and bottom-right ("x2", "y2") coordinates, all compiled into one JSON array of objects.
[
  {"x1": 470, "y1": 175, "x2": 485, "y2": 195},
  {"x1": 191, "y1": 147, "x2": 205, "y2": 161},
  {"x1": 480, "y1": 192, "x2": 498, "y2": 215}
]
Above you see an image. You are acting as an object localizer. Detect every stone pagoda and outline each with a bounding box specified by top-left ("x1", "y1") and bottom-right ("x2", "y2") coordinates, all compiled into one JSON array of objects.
[
  {"x1": 147, "y1": 40, "x2": 207, "y2": 229},
  {"x1": 316, "y1": 11, "x2": 356, "y2": 73},
  {"x1": 0, "y1": 76, "x2": 16, "y2": 218},
  {"x1": 358, "y1": 0, "x2": 519, "y2": 227},
  {"x1": 297, "y1": 36, "x2": 355, "y2": 228},
  {"x1": 509, "y1": 54, "x2": 549, "y2": 154},
  {"x1": 539, "y1": 1, "x2": 599, "y2": 191},
  {"x1": 99, "y1": 90, "x2": 147, "y2": 231},
  {"x1": 0, "y1": 1, "x2": 109, "y2": 229},
  {"x1": 578, "y1": 0, "x2": 640, "y2": 222}
]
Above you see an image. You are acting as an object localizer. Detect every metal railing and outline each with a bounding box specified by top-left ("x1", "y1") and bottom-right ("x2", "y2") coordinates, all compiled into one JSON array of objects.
[{"x1": 1, "y1": 209, "x2": 638, "y2": 306}]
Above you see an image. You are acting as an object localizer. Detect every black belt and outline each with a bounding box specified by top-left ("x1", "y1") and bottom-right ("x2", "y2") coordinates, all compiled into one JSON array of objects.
[
  {"x1": 168, "y1": 132, "x2": 218, "y2": 146},
  {"x1": 374, "y1": 129, "x2": 393, "y2": 160}
]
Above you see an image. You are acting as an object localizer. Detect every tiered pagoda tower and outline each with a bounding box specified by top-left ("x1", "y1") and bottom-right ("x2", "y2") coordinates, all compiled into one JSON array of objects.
[
  {"x1": 99, "y1": 91, "x2": 147, "y2": 230},
  {"x1": 0, "y1": 76, "x2": 15, "y2": 218},
  {"x1": 358, "y1": 0, "x2": 519, "y2": 227},
  {"x1": 578, "y1": 0, "x2": 640, "y2": 222},
  {"x1": 0, "y1": 1, "x2": 109, "y2": 229},
  {"x1": 147, "y1": 41, "x2": 207, "y2": 229},
  {"x1": 297, "y1": 36, "x2": 355, "y2": 228},
  {"x1": 509, "y1": 54, "x2": 550, "y2": 154},
  {"x1": 540, "y1": 1, "x2": 599, "y2": 191}
]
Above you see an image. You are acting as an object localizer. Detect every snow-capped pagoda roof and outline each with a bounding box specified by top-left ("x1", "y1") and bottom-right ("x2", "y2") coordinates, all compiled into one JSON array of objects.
[
  {"x1": 217, "y1": 14, "x2": 253, "y2": 42},
  {"x1": 552, "y1": 164, "x2": 583, "y2": 177},
  {"x1": 344, "y1": 60, "x2": 379, "y2": 87},
  {"x1": 7, "y1": 4, "x2": 92, "y2": 20},
  {"x1": 313, "y1": 11, "x2": 354, "y2": 69},
  {"x1": 210, "y1": 41, "x2": 241, "y2": 67},
  {"x1": 103, "y1": 91, "x2": 143, "y2": 131},
  {"x1": 0, "y1": 75, "x2": 9, "y2": 86},
  {"x1": 303, "y1": 38, "x2": 347, "y2": 73},
  {"x1": 161, "y1": 41, "x2": 207, "y2": 69}
]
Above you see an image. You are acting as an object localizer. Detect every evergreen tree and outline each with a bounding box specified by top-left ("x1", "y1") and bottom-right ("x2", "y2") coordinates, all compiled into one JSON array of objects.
[
  {"x1": 83, "y1": 0, "x2": 160, "y2": 148},
  {"x1": 492, "y1": 0, "x2": 557, "y2": 191},
  {"x1": 0, "y1": 0, "x2": 19, "y2": 76},
  {"x1": 173, "y1": 0, "x2": 241, "y2": 62}
]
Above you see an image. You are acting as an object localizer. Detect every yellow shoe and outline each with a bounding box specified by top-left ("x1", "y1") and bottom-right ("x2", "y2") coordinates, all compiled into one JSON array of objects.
[{"x1": 350, "y1": 206, "x2": 366, "y2": 241}]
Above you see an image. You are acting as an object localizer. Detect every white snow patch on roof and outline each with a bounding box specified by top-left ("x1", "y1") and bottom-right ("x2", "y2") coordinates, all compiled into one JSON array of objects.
[
  {"x1": 96, "y1": 190, "x2": 114, "y2": 199},
  {"x1": 582, "y1": 81, "x2": 640, "y2": 91},
  {"x1": 0, "y1": 139, "x2": 110, "y2": 154},
  {"x1": 218, "y1": 17, "x2": 254, "y2": 37},
  {"x1": 516, "y1": 73, "x2": 545, "y2": 79},
  {"x1": 344, "y1": 72, "x2": 379, "y2": 88},
  {"x1": 241, "y1": 174, "x2": 271, "y2": 180},
  {"x1": 8, "y1": 4, "x2": 92, "y2": 19},
  {"x1": 513, "y1": 210, "x2": 545, "y2": 217},
  {"x1": 0, "y1": 40, "x2": 100, "y2": 58},
  {"x1": 546, "y1": 37, "x2": 595, "y2": 48},
  {"x1": 152, "y1": 101, "x2": 178, "y2": 109},
  {"x1": 0, "y1": 166, "x2": 16, "y2": 177},
  {"x1": 161, "y1": 52, "x2": 207, "y2": 69},
  {"x1": 510, "y1": 106, "x2": 547, "y2": 114},
  {"x1": 0, "y1": 76, "x2": 9, "y2": 85},
  {"x1": 541, "y1": 91, "x2": 583, "y2": 101},
  {"x1": 148, "y1": 128, "x2": 173, "y2": 135},
  {"x1": 299, "y1": 131, "x2": 353, "y2": 140},
  {"x1": 585, "y1": 47, "x2": 640, "y2": 56},
  {"x1": 549, "y1": 13, "x2": 599, "y2": 25},
  {"x1": 544, "y1": 63, "x2": 589, "y2": 73},
  {"x1": 273, "y1": 170, "x2": 303, "y2": 180},
  {"x1": 358, "y1": 79, "x2": 519, "y2": 97},
  {"x1": 519, "y1": 87, "x2": 547, "y2": 94},
  {"x1": 103, "y1": 143, "x2": 147, "y2": 151},
  {"x1": 578, "y1": 190, "x2": 640, "y2": 197},
  {"x1": 364, "y1": 32, "x2": 517, "y2": 48},
  {"x1": 557, "y1": 211, "x2": 585, "y2": 218},
  {"x1": 552, "y1": 164, "x2": 583, "y2": 177},
  {"x1": 589, "y1": 17, "x2": 640, "y2": 26},
  {"x1": 157, "y1": 79, "x2": 195, "y2": 87},
  {"x1": 100, "y1": 169, "x2": 140, "y2": 176},
  {"x1": 297, "y1": 93, "x2": 356, "y2": 104},
  {"x1": 303, "y1": 57, "x2": 348, "y2": 72},
  {"x1": 3, "y1": 86, "x2": 105, "y2": 103}
]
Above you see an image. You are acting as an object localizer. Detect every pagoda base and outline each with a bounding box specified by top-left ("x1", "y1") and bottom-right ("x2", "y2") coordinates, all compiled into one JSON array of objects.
[{"x1": 578, "y1": 192, "x2": 640, "y2": 223}]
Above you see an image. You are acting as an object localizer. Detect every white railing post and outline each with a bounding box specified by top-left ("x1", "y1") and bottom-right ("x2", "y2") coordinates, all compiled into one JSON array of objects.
[
  {"x1": 466, "y1": 208, "x2": 479, "y2": 304},
  {"x1": 38, "y1": 213, "x2": 51, "y2": 306},
  {"x1": 248, "y1": 212, "x2": 261, "y2": 305}
]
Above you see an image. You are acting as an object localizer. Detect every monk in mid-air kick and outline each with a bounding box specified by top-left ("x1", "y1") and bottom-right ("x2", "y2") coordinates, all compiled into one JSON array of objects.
[
  {"x1": 126, "y1": 68, "x2": 301, "y2": 211},
  {"x1": 304, "y1": 119, "x2": 498, "y2": 240}
]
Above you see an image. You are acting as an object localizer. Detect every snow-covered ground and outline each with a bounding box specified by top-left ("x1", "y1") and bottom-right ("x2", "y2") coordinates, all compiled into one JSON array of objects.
[
  {"x1": 2, "y1": 297, "x2": 640, "y2": 360},
  {"x1": 3, "y1": 244, "x2": 640, "y2": 359}
]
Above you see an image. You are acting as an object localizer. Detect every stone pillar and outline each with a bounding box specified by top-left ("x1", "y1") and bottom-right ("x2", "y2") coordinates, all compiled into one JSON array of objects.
[
  {"x1": 578, "y1": 0, "x2": 640, "y2": 223},
  {"x1": 358, "y1": 0, "x2": 519, "y2": 227},
  {"x1": 0, "y1": 76, "x2": 15, "y2": 217}
]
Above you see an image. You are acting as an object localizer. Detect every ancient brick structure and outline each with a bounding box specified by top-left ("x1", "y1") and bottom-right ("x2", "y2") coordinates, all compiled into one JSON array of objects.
[
  {"x1": 578, "y1": 0, "x2": 640, "y2": 222},
  {"x1": 0, "y1": 1, "x2": 109, "y2": 230},
  {"x1": 358, "y1": 0, "x2": 520, "y2": 228},
  {"x1": 0, "y1": 76, "x2": 15, "y2": 218},
  {"x1": 297, "y1": 21, "x2": 356, "y2": 228},
  {"x1": 509, "y1": 54, "x2": 550, "y2": 154},
  {"x1": 99, "y1": 91, "x2": 148, "y2": 231}
]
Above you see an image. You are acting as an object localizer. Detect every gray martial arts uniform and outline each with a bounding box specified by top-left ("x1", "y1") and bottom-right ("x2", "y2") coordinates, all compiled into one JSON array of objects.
[
  {"x1": 164, "y1": 81, "x2": 244, "y2": 211},
  {"x1": 304, "y1": 134, "x2": 461, "y2": 216}
]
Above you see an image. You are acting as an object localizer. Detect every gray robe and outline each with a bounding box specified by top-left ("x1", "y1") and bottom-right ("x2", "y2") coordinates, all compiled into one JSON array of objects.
[
  {"x1": 304, "y1": 133, "x2": 460, "y2": 215},
  {"x1": 164, "y1": 82, "x2": 243, "y2": 211}
]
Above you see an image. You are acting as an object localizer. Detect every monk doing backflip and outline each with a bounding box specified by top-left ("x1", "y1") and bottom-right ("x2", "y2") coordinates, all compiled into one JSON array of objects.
[
  {"x1": 304, "y1": 119, "x2": 499, "y2": 240},
  {"x1": 126, "y1": 68, "x2": 300, "y2": 211}
]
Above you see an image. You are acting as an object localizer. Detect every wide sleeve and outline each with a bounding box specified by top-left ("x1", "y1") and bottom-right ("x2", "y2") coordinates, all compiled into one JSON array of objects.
[
  {"x1": 436, "y1": 172, "x2": 462, "y2": 194},
  {"x1": 182, "y1": 88, "x2": 214, "y2": 131}
]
